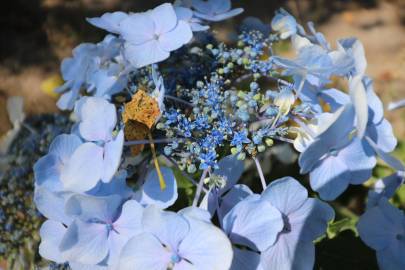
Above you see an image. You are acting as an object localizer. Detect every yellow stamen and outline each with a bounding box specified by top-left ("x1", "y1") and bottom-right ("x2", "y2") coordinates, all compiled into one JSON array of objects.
[{"x1": 148, "y1": 132, "x2": 166, "y2": 190}]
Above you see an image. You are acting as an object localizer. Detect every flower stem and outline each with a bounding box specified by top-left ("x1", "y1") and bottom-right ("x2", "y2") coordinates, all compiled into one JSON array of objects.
[
  {"x1": 253, "y1": 156, "x2": 267, "y2": 190},
  {"x1": 192, "y1": 167, "x2": 210, "y2": 207}
]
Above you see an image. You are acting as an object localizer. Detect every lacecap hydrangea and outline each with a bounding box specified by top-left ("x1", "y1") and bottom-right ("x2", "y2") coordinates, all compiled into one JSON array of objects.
[{"x1": 33, "y1": 1, "x2": 405, "y2": 270}]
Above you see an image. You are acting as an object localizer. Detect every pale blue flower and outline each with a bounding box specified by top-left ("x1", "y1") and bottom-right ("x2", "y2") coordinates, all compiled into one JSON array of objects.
[
  {"x1": 191, "y1": 0, "x2": 244, "y2": 22},
  {"x1": 39, "y1": 197, "x2": 144, "y2": 268},
  {"x1": 60, "y1": 97, "x2": 124, "y2": 192},
  {"x1": 34, "y1": 134, "x2": 82, "y2": 192},
  {"x1": 55, "y1": 43, "x2": 98, "y2": 110},
  {"x1": 271, "y1": 9, "x2": 297, "y2": 39},
  {"x1": 223, "y1": 194, "x2": 284, "y2": 252},
  {"x1": 118, "y1": 206, "x2": 233, "y2": 269},
  {"x1": 174, "y1": 6, "x2": 209, "y2": 32},
  {"x1": 118, "y1": 3, "x2": 193, "y2": 68},
  {"x1": 260, "y1": 177, "x2": 334, "y2": 270},
  {"x1": 358, "y1": 198, "x2": 405, "y2": 270},
  {"x1": 87, "y1": 12, "x2": 128, "y2": 34},
  {"x1": 337, "y1": 37, "x2": 367, "y2": 76},
  {"x1": 272, "y1": 36, "x2": 354, "y2": 87}
]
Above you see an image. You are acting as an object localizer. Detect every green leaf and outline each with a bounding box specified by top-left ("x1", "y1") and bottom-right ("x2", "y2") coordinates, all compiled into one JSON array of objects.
[{"x1": 327, "y1": 217, "x2": 358, "y2": 239}]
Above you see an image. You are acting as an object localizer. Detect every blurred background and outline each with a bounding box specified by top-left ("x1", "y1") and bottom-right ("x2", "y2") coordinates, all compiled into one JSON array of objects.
[{"x1": 1, "y1": 0, "x2": 405, "y2": 269}]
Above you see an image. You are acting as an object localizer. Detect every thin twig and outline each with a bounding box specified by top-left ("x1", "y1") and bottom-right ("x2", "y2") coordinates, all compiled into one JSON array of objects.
[
  {"x1": 271, "y1": 135, "x2": 295, "y2": 144},
  {"x1": 125, "y1": 138, "x2": 183, "y2": 146},
  {"x1": 192, "y1": 167, "x2": 210, "y2": 207},
  {"x1": 165, "y1": 95, "x2": 193, "y2": 107},
  {"x1": 253, "y1": 157, "x2": 267, "y2": 190}
]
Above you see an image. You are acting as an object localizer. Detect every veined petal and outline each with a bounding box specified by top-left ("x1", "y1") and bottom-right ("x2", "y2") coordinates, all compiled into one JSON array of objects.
[
  {"x1": 142, "y1": 206, "x2": 189, "y2": 250},
  {"x1": 223, "y1": 197, "x2": 283, "y2": 251},
  {"x1": 60, "y1": 142, "x2": 103, "y2": 192},
  {"x1": 39, "y1": 220, "x2": 67, "y2": 264},
  {"x1": 119, "y1": 14, "x2": 155, "y2": 45},
  {"x1": 158, "y1": 20, "x2": 193, "y2": 52},
  {"x1": 261, "y1": 177, "x2": 308, "y2": 215},
  {"x1": 124, "y1": 41, "x2": 169, "y2": 68},
  {"x1": 178, "y1": 217, "x2": 233, "y2": 269},
  {"x1": 309, "y1": 155, "x2": 351, "y2": 201},
  {"x1": 149, "y1": 3, "x2": 178, "y2": 35},
  {"x1": 60, "y1": 220, "x2": 109, "y2": 265}
]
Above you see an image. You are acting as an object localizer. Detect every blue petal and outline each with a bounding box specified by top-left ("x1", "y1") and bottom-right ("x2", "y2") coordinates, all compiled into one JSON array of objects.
[
  {"x1": 214, "y1": 155, "x2": 244, "y2": 194},
  {"x1": 142, "y1": 206, "x2": 189, "y2": 250},
  {"x1": 178, "y1": 216, "x2": 233, "y2": 269},
  {"x1": 87, "y1": 12, "x2": 128, "y2": 34},
  {"x1": 102, "y1": 130, "x2": 124, "y2": 182},
  {"x1": 288, "y1": 198, "x2": 334, "y2": 242},
  {"x1": 34, "y1": 154, "x2": 63, "y2": 191},
  {"x1": 220, "y1": 184, "x2": 254, "y2": 217},
  {"x1": 349, "y1": 75, "x2": 368, "y2": 138},
  {"x1": 60, "y1": 142, "x2": 104, "y2": 192},
  {"x1": 367, "y1": 173, "x2": 404, "y2": 209},
  {"x1": 77, "y1": 97, "x2": 117, "y2": 142},
  {"x1": 34, "y1": 186, "x2": 72, "y2": 225},
  {"x1": 49, "y1": 134, "x2": 82, "y2": 163},
  {"x1": 118, "y1": 233, "x2": 170, "y2": 270},
  {"x1": 60, "y1": 219, "x2": 109, "y2": 265},
  {"x1": 309, "y1": 155, "x2": 351, "y2": 201},
  {"x1": 65, "y1": 194, "x2": 122, "y2": 223},
  {"x1": 179, "y1": 206, "x2": 212, "y2": 223},
  {"x1": 148, "y1": 3, "x2": 177, "y2": 34},
  {"x1": 137, "y1": 167, "x2": 178, "y2": 209},
  {"x1": 39, "y1": 220, "x2": 67, "y2": 263},
  {"x1": 230, "y1": 248, "x2": 261, "y2": 270},
  {"x1": 107, "y1": 200, "x2": 144, "y2": 266},
  {"x1": 260, "y1": 234, "x2": 315, "y2": 270},
  {"x1": 124, "y1": 41, "x2": 169, "y2": 68},
  {"x1": 358, "y1": 199, "x2": 403, "y2": 251},
  {"x1": 262, "y1": 177, "x2": 308, "y2": 215},
  {"x1": 223, "y1": 196, "x2": 283, "y2": 251},
  {"x1": 88, "y1": 170, "x2": 133, "y2": 198}
]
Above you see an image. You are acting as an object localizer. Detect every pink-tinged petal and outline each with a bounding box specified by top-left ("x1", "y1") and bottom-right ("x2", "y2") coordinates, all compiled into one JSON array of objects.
[
  {"x1": 149, "y1": 3, "x2": 177, "y2": 35},
  {"x1": 102, "y1": 130, "x2": 124, "y2": 182},
  {"x1": 124, "y1": 41, "x2": 169, "y2": 68},
  {"x1": 118, "y1": 233, "x2": 171, "y2": 270},
  {"x1": 60, "y1": 220, "x2": 109, "y2": 265},
  {"x1": 178, "y1": 218, "x2": 233, "y2": 269},
  {"x1": 60, "y1": 142, "x2": 103, "y2": 192},
  {"x1": 39, "y1": 220, "x2": 67, "y2": 264},
  {"x1": 158, "y1": 21, "x2": 193, "y2": 52},
  {"x1": 262, "y1": 177, "x2": 308, "y2": 215},
  {"x1": 119, "y1": 13, "x2": 155, "y2": 45}
]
